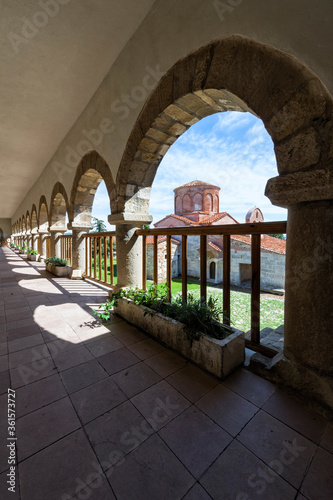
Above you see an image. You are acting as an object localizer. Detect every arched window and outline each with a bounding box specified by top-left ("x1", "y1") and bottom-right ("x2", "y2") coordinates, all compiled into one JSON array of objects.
[{"x1": 210, "y1": 261, "x2": 216, "y2": 280}]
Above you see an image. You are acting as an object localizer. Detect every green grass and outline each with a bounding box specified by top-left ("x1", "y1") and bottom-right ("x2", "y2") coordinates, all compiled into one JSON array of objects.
[
  {"x1": 152, "y1": 279, "x2": 284, "y2": 332},
  {"x1": 90, "y1": 257, "x2": 117, "y2": 284}
]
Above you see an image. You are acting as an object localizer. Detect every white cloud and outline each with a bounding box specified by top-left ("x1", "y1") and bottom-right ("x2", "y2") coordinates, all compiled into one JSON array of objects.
[{"x1": 91, "y1": 112, "x2": 287, "y2": 227}]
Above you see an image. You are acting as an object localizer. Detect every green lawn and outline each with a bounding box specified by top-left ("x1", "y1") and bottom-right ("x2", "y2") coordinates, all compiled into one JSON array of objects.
[
  {"x1": 153, "y1": 278, "x2": 284, "y2": 332},
  {"x1": 90, "y1": 257, "x2": 117, "y2": 284}
]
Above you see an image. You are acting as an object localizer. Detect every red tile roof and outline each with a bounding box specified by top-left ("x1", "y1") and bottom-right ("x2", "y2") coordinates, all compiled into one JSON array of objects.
[
  {"x1": 146, "y1": 236, "x2": 180, "y2": 245},
  {"x1": 174, "y1": 180, "x2": 220, "y2": 190},
  {"x1": 231, "y1": 234, "x2": 286, "y2": 254}
]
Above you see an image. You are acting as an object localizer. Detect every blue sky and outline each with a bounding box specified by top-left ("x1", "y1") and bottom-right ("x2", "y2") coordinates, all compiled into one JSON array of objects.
[{"x1": 92, "y1": 111, "x2": 287, "y2": 228}]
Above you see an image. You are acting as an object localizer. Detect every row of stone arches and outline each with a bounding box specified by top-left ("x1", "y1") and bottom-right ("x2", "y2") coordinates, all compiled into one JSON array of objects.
[{"x1": 10, "y1": 35, "x2": 333, "y2": 409}]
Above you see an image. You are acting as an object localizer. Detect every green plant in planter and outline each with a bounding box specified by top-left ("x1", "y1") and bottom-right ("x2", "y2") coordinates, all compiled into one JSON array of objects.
[
  {"x1": 21, "y1": 246, "x2": 28, "y2": 253},
  {"x1": 28, "y1": 249, "x2": 38, "y2": 255},
  {"x1": 94, "y1": 283, "x2": 231, "y2": 343},
  {"x1": 45, "y1": 257, "x2": 68, "y2": 266}
]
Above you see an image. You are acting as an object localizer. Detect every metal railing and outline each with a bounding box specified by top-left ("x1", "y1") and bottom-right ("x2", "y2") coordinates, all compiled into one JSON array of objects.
[
  {"x1": 84, "y1": 232, "x2": 116, "y2": 286},
  {"x1": 136, "y1": 221, "x2": 287, "y2": 357}
]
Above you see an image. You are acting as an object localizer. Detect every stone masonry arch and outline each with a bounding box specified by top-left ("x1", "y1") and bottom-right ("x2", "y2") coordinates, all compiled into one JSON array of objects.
[
  {"x1": 69, "y1": 150, "x2": 114, "y2": 227},
  {"x1": 38, "y1": 196, "x2": 49, "y2": 231},
  {"x1": 31, "y1": 205, "x2": 38, "y2": 233},
  {"x1": 50, "y1": 182, "x2": 70, "y2": 230},
  {"x1": 113, "y1": 34, "x2": 333, "y2": 410},
  {"x1": 68, "y1": 151, "x2": 115, "y2": 278},
  {"x1": 115, "y1": 35, "x2": 333, "y2": 215}
]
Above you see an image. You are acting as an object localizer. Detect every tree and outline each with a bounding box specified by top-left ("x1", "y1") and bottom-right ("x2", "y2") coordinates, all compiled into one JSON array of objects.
[
  {"x1": 268, "y1": 234, "x2": 286, "y2": 240},
  {"x1": 91, "y1": 217, "x2": 107, "y2": 233}
]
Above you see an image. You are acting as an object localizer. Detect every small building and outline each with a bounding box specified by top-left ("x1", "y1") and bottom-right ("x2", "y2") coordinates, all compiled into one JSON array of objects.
[{"x1": 152, "y1": 180, "x2": 286, "y2": 290}]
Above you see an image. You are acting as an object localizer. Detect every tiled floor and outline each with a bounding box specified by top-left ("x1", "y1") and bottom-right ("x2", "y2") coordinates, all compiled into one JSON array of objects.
[{"x1": 0, "y1": 247, "x2": 332, "y2": 500}]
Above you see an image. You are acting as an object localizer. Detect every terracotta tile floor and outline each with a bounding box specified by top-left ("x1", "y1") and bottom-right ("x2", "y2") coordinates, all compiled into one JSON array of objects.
[{"x1": 0, "y1": 247, "x2": 332, "y2": 500}]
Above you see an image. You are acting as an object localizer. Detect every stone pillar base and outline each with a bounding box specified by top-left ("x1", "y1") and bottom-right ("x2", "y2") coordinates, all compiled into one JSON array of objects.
[
  {"x1": 249, "y1": 352, "x2": 333, "y2": 419},
  {"x1": 70, "y1": 269, "x2": 83, "y2": 280}
]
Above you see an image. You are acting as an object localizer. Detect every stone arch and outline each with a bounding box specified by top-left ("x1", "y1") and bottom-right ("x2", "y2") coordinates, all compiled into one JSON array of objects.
[
  {"x1": 115, "y1": 34, "x2": 333, "y2": 214},
  {"x1": 214, "y1": 194, "x2": 219, "y2": 212},
  {"x1": 50, "y1": 182, "x2": 70, "y2": 229},
  {"x1": 22, "y1": 215, "x2": 26, "y2": 232},
  {"x1": 193, "y1": 192, "x2": 203, "y2": 211},
  {"x1": 31, "y1": 205, "x2": 38, "y2": 233},
  {"x1": 69, "y1": 151, "x2": 114, "y2": 227},
  {"x1": 182, "y1": 194, "x2": 192, "y2": 213},
  {"x1": 175, "y1": 195, "x2": 182, "y2": 215},
  {"x1": 26, "y1": 211, "x2": 31, "y2": 232},
  {"x1": 38, "y1": 195, "x2": 49, "y2": 231},
  {"x1": 205, "y1": 193, "x2": 213, "y2": 212}
]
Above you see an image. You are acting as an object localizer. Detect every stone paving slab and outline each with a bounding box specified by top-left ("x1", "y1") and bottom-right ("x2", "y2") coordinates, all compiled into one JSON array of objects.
[{"x1": 0, "y1": 247, "x2": 332, "y2": 499}]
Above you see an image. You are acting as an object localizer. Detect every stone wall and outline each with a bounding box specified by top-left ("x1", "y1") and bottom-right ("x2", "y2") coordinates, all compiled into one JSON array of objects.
[{"x1": 146, "y1": 240, "x2": 180, "y2": 282}]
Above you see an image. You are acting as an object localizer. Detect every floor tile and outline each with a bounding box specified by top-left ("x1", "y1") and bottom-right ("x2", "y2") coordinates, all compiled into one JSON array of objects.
[
  {"x1": 19, "y1": 429, "x2": 101, "y2": 500},
  {"x1": 301, "y1": 446, "x2": 333, "y2": 499},
  {"x1": 60, "y1": 359, "x2": 108, "y2": 394},
  {"x1": 10, "y1": 357, "x2": 57, "y2": 388},
  {"x1": 51, "y1": 345, "x2": 94, "y2": 371},
  {"x1": 85, "y1": 334, "x2": 123, "y2": 357},
  {"x1": 238, "y1": 410, "x2": 317, "y2": 489},
  {"x1": 70, "y1": 376, "x2": 127, "y2": 424},
  {"x1": 127, "y1": 338, "x2": 166, "y2": 360},
  {"x1": 0, "y1": 370, "x2": 10, "y2": 395},
  {"x1": 7, "y1": 325, "x2": 41, "y2": 340},
  {"x1": 16, "y1": 397, "x2": 81, "y2": 461},
  {"x1": 16, "y1": 374, "x2": 67, "y2": 417},
  {"x1": 159, "y1": 406, "x2": 232, "y2": 478},
  {"x1": 112, "y1": 362, "x2": 162, "y2": 398},
  {"x1": 262, "y1": 389, "x2": 327, "y2": 443},
  {"x1": 200, "y1": 440, "x2": 296, "y2": 500},
  {"x1": 8, "y1": 333, "x2": 45, "y2": 353},
  {"x1": 222, "y1": 367, "x2": 276, "y2": 406},
  {"x1": 85, "y1": 400, "x2": 153, "y2": 470},
  {"x1": 108, "y1": 433, "x2": 195, "y2": 500},
  {"x1": 320, "y1": 422, "x2": 333, "y2": 453},
  {"x1": 0, "y1": 354, "x2": 8, "y2": 373},
  {"x1": 196, "y1": 384, "x2": 258, "y2": 436},
  {"x1": 9, "y1": 344, "x2": 50, "y2": 369},
  {"x1": 71, "y1": 474, "x2": 116, "y2": 500},
  {"x1": 145, "y1": 349, "x2": 188, "y2": 377},
  {"x1": 182, "y1": 483, "x2": 212, "y2": 500},
  {"x1": 113, "y1": 327, "x2": 148, "y2": 345},
  {"x1": 98, "y1": 347, "x2": 140, "y2": 375},
  {"x1": 131, "y1": 379, "x2": 191, "y2": 431},
  {"x1": 166, "y1": 364, "x2": 219, "y2": 403}
]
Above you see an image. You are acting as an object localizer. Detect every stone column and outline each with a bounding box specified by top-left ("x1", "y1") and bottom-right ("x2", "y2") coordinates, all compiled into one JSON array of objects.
[
  {"x1": 26, "y1": 231, "x2": 32, "y2": 250},
  {"x1": 49, "y1": 228, "x2": 66, "y2": 259},
  {"x1": 284, "y1": 200, "x2": 333, "y2": 375},
  {"x1": 38, "y1": 231, "x2": 49, "y2": 260},
  {"x1": 68, "y1": 224, "x2": 91, "y2": 279},
  {"x1": 108, "y1": 213, "x2": 153, "y2": 290},
  {"x1": 264, "y1": 172, "x2": 333, "y2": 410},
  {"x1": 31, "y1": 232, "x2": 38, "y2": 252}
]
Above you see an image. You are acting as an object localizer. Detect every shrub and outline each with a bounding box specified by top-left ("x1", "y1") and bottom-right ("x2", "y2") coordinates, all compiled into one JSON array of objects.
[
  {"x1": 94, "y1": 283, "x2": 231, "y2": 342},
  {"x1": 28, "y1": 249, "x2": 38, "y2": 255},
  {"x1": 45, "y1": 257, "x2": 68, "y2": 266}
]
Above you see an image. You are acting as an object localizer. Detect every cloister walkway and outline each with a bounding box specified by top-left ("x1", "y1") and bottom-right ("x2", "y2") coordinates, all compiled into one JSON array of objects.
[{"x1": 0, "y1": 247, "x2": 332, "y2": 500}]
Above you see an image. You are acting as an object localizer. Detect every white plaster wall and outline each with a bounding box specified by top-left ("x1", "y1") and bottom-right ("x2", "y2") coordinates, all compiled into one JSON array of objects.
[
  {"x1": 0, "y1": 218, "x2": 12, "y2": 238},
  {"x1": 11, "y1": 0, "x2": 333, "y2": 224}
]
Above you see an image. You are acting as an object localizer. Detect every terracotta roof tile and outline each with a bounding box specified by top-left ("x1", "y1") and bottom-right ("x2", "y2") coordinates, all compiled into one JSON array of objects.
[{"x1": 174, "y1": 180, "x2": 220, "y2": 190}]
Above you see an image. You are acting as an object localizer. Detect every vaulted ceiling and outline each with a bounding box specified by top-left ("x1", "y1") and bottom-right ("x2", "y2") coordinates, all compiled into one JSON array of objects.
[{"x1": 0, "y1": 0, "x2": 156, "y2": 217}]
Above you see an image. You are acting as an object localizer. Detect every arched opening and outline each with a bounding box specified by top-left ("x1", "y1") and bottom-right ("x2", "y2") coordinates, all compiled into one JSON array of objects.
[
  {"x1": 38, "y1": 196, "x2": 49, "y2": 232},
  {"x1": 193, "y1": 192, "x2": 202, "y2": 211},
  {"x1": 69, "y1": 151, "x2": 115, "y2": 278},
  {"x1": 69, "y1": 151, "x2": 114, "y2": 228},
  {"x1": 50, "y1": 182, "x2": 70, "y2": 230},
  {"x1": 113, "y1": 34, "x2": 333, "y2": 408},
  {"x1": 209, "y1": 261, "x2": 216, "y2": 280}
]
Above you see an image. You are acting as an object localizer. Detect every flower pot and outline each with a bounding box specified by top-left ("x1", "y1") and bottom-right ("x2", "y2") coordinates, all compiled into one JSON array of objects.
[
  {"x1": 27, "y1": 254, "x2": 38, "y2": 261},
  {"x1": 114, "y1": 297, "x2": 245, "y2": 379},
  {"x1": 46, "y1": 263, "x2": 72, "y2": 277}
]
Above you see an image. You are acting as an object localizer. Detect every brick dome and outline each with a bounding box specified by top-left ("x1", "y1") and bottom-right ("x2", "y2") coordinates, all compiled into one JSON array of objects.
[{"x1": 174, "y1": 180, "x2": 220, "y2": 216}]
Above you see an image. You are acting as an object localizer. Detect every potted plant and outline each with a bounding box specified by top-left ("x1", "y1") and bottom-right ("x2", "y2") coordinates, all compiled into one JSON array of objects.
[
  {"x1": 45, "y1": 257, "x2": 72, "y2": 277},
  {"x1": 27, "y1": 249, "x2": 40, "y2": 261},
  {"x1": 94, "y1": 284, "x2": 245, "y2": 379}
]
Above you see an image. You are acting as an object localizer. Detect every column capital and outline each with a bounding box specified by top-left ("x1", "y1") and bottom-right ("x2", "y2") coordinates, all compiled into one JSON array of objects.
[
  {"x1": 67, "y1": 223, "x2": 93, "y2": 232},
  {"x1": 265, "y1": 169, "x2": 333, "y2": 208},
  {"x1": 108, "y1": 212, "x2": 153, "y2": 226},
  {"x1": 48, "y1": 226, "x2": 67, "y2": 233}
]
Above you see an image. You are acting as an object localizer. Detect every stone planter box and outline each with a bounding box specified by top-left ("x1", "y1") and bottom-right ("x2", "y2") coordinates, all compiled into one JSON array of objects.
[
  {"x1": 46, "y1": 263, "x2": 72, "y2": 277},
  {"x1": 28, "y1": 254, "x2": 39, "y2": 261},
  {"x1": 114, "y1": 297, "x2": 245, "y2": 379}
]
